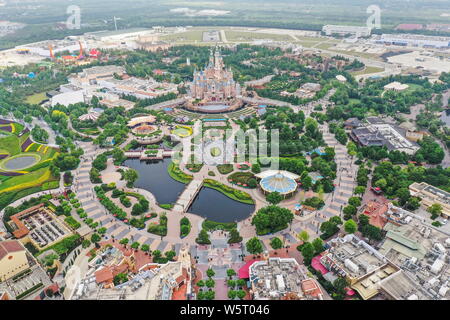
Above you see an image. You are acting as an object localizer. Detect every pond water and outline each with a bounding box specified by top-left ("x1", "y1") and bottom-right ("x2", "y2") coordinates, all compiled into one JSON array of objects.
[
  {"x1": 123, "y1": 158, "x2": 185, "y2": 205},
  {"x1": 188, "y1": 187, "x2": 255, "y2": 223},
  {"x1": 4, "y1": 155, "x2": 38, "y2": 170},
  {"x1": 123, "y1": 158, "x2": 255, "y2": 222}
]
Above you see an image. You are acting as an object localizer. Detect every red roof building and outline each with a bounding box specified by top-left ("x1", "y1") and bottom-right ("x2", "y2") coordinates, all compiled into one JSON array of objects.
[
  {"x1": 238, "y1": 260, "x2": 258, "y2": 279},
  {"x1": 362, "y1": 201, "x2": 389, "y2": 229},
  {"x1": 0, "y1": 240, "x2": 25, "y2": 260},
  {"x1": 396, "y1": 24, "x2": 423, "y2": 31},
  {"x1": 9, "y1": 203, "x2": 45, "y2": 238},
  {"x1": 311, "y1": 255, "x2": 329, "y2": 275},
  {"x1": 89, "y1": 49, "x2": 101, "y2": 58},
  {"x1": 301, "y1": 279, "x2": 324, "y2": 298}
]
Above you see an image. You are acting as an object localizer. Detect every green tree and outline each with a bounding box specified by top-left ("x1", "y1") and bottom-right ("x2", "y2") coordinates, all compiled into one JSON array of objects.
[
  {"x1": 152, "y1": 250, "x2": 162, "y2": 260},
  {"x1": 236, "y1": 290, "x2": 246, "y2": 300},
  {"x1": 354, "y1": 186, "x2": 366, "y2": 196},
  {"x1": 123, "y1": 168, "x2": 139, "y2": 188},
  {"x1": 119, "y1": 238, "x2": 129, "y2": 245},
  {"x1": 251, "y1": 205, "x2": 294, "y2": 235},
  {"x1": 343, "y1": 205, "x2": 357, "y2": 219},
  {"x1": 396, "y1": 187, "x2": 411, "y2": 206},
  {"x1": 204, "y1": 290, "x2": 215, "y2": 300},
  {"x1": 227, "y1": 269, "x2": 237, "y2": 278},
  {"x1": 165, "y1": 250, "x2": 176, "y2": 261},
  {"x1": 374, "y1": 178, "x2": 387, "y2": 189},
  {"x1": 112, "y1": 148, "x2": 126, "y2": 165},
  {"x1": 141, "y1": 244, "x2": 150, "y2": 253},
  {"x1": 113, "y1": 273, "x2": 128, "y2": 285},
  {"x1": 196, "y1": 229, "x2": 211, "y2": 245},
  {"x1": 131, "y1": 242, "x2": 140, "y2": 249},
  {"x1": 251, "y1": 163, "x2": 261, "y2": 174},
  {"x1": 348, "y1": 197, "x2": 362, "y2": 207},
  {"x1": 406, "y1": 197, "x2": 421, "y2": 211},
  {"x1": 427, "y1": 203, "x2": 443, "y2": 220},
  {"x1": 301, "y1": 175, "x2": 313, "y2": 191},
  {"x1": 82, "y1": 239, "x2": 91, "y2": 249},
  {"x1": 197, "y1": 280, "x2": 205, "y2": 287},
  {"x1": 266, "y1": 192, "x2": 283, "y2": 205},
  {"x1": 344, "y1": 219, "x2": 357, "y2": 234},
  {"x1": 246, "y1": 237, "x2": 263, "y2": 255},
  {"x1": 297, "y1": 230, "x2": 309, "y2": 243},
  {"x1": 312, "y1": 238, "x2": 324, "y2": 254},
  {"x1": 205, "y1": 278, "x2": 215, "y2": 288},
  {"x1": 91, "y1": 233, "x2": 101, "y2": 243},
  {"x1": 206, "y1": 268, "x2": 216, "y2": 278},
  {"x1": 270, "y1": 237, "x2": 283, "y2": 250},
  {"x1": 300, "y1": 242, "x2": 315, "y2": 263},
  {"x1": 227, "y1": 228, "x2": 243, "y2": 244},
  {"x1": 228, "y1": 290, "x2": 237, "y2": 299}
]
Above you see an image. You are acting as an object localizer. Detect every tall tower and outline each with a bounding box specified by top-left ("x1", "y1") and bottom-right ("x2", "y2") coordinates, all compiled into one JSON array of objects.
[
  {"x1": 209, "y1": 48, "x2": 214, "y2": 67},
  {"x1": 214, "y1": 48, "x2": 223, "y2": 71}
]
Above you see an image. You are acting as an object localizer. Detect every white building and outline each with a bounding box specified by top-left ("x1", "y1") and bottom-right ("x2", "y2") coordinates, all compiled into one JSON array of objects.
[
  {"x1": 84, "y1": 28, "x2": 155, "y2": 42},
  {"x1": 322, "y1": 25, "x2": 371, "y2": 37},
  {"x1": 16, "y1": 39, "x2": 84, "y2": 58},
  {"x1": 384, "y1": 82, "x2": 409, "y2": 92},
  {"x1": 377, "y1": 34, "x2": 450, "y2": 48},
  {"x1": 51, "y1": 90, "x2": 85, "y2": 107}
]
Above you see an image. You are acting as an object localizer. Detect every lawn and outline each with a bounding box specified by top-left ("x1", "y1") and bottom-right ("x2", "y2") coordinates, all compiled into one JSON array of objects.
[
  {"x1": 172, "y1": 125, "x2": 193, "y2": 138},
  {"x1": 0, "y1": 121, "x2": 60, "y2": 209},
  {"x1": 350, "y1": 66, "x2": 385, "y2": 76},
  {"x1": 225, "y1": 31, "x2": 292, "y2": 42},
  {"x1": 203, "y1": 179, "x2": 254, "y2": 205},
  {"x1": 25, "y1": 92, "x2": 48, "y2": 105},
  {"x1": 162, "y1": 30, "x2": 204, "y2": 42}
]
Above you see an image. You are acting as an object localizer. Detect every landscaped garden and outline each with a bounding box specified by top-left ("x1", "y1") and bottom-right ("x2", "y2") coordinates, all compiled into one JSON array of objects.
[
  {"x1": 147, "y1": 213, "x2": 168, "y2": 236},
  {"x1": 203, "y1": 179, "x2": 254, "y2": 204},
  {"x1": 168, "y1": 161, "x2": 194, "y2": 184},
  {"x1": 217, "y1": 164, "x2": 234, "y2": 175},
  {"x1": 180, "y1": 217, "x2": 191, "y2": 238},
  {"x1": 0, "y1": 120, "x2": 60, "y2": 209},
  {"x1": 172, "y1": 125, "x2": 193, "y2": 138},
  {"x1": 228, "y1": 172, "x2": 257, "y2": 188}
]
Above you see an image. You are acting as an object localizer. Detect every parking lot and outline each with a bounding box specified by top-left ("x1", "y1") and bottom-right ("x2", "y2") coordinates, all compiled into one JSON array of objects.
[{"x1": 18, "y1": 208, "x2": 72, "y2": 249}]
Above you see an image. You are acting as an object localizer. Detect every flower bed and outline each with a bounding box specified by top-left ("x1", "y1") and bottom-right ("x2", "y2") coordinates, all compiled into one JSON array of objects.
[
  {"x1": 203, "y1": 179, "x2": 254, "y2": 204},
  {"x1": 217, "y1": 164, "x2": 233, "y2": 175},
  {"x1": 228, "y1": 172, "x2": 257, "y2": 189},
  {"x1": 147, "y1": 213, "x2": 168, "y2": 236},
  {"x1": 168, "y1": 161, "x2": 193, "y2": 184}
]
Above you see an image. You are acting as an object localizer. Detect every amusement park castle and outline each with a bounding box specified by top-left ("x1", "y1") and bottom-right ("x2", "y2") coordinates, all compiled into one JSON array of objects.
[{"x1": 189, "y1": 48, "x2": 240, "y2": 103}]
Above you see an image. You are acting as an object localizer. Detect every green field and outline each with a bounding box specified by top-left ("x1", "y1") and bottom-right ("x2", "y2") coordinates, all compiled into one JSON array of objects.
[
  {"x1": 225, "y1": 31, "x2": 292, "y2": 42},
  {"x1": 25, "y1": 92, "x2": 48, "y2": 105},
  {"x1": 350, "y1": 66, "x2": 385, "y2": 76},
  {"x1": 162, "y1": 30, "x2": 204, "y2": 42}
]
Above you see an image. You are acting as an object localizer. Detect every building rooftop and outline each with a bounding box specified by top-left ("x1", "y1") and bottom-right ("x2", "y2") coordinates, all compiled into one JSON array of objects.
[
  {"x1": 321, "y1": 234, "x2": 388, "y2": 280},
  {"x1": 361, "y1": 201, "x2": 389, "y2": 229},
  {"x1": 249, "y1": 257, "x2": 322, "y2": 300},
  {"x1": 260, "y1": 173, "x2": 298, "y2": 195},
  {"x1": 350, "y1": 117, "x2": 419, "y2": 154},
  {"x1": 0, "y1": 240, "x2": 24, "y2": 260},
  {"x1": 379, "y1": 270, "x2": 432, "y2": 300}
]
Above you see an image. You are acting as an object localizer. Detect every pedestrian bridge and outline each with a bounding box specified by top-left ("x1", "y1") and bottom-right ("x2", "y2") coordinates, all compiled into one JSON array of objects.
[{"x1": 173, "y1": 179, "x2": 203, "y2": 212}]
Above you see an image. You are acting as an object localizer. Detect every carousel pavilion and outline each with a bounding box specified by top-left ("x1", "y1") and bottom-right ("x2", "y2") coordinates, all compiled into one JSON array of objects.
[{"x1": 255, "y1": 170, "x2": 300, "y2": 197}]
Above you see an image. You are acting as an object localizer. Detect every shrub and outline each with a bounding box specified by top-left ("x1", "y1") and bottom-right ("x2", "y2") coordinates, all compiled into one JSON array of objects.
[{"x1": 303, "y1": 197, "x2": 325, "y2": 209}]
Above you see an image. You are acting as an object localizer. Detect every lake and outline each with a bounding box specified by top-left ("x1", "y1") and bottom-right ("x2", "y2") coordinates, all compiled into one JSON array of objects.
[{"x1": 188, "y1": 187, "x2": 255, "y2": 223}]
